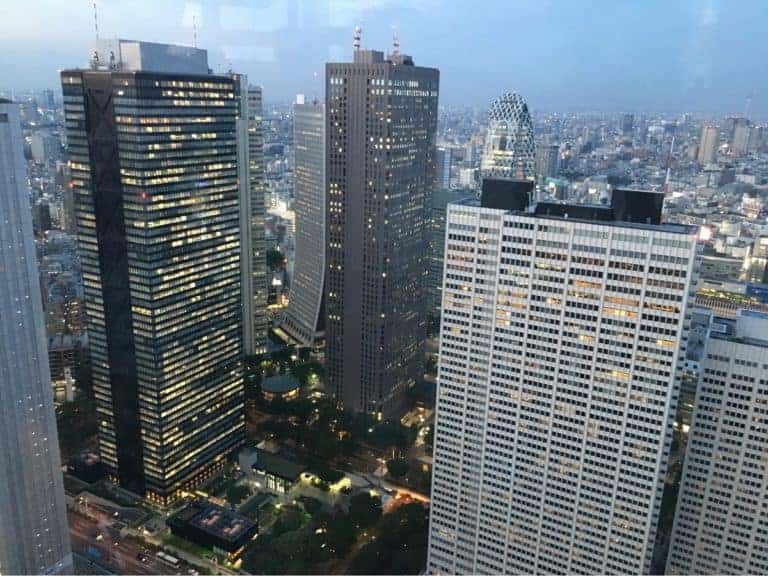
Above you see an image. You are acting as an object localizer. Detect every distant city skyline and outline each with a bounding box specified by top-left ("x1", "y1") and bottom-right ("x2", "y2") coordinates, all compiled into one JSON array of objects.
[{"x1": 2, "y1": 0, "x2": 767, "y2": 118}]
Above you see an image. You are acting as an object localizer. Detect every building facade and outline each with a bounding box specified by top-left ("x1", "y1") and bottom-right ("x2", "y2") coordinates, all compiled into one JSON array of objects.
[
  {"x1": 535, "y1": 143, "x2": 560, "y2": 182},
  {"x1": 427, "y1": 191, "x2": 700, "y2": 574},
  {"x1": 667, "y1": 310, "x2": 768, "y2": 574},
  {"x1": 282, "y1": 95, "x2": 325, "y2": 347},
  {"x1": 0, "y1": 98, "x2": 72, "y2": 575},
  {"x1": 435, "y1": 146, "x2": 452, "y2": 189},
  {"x1": 480, "y1": 91, "x2": 536, "y2": 182},
  {"x1": 698, "y1": 124, "x2": 719, "y2": 164},
  {"x1": 428, "y1": 187, "x2": 474, "y2": 319},
  {"x1": 241, "y1": 85, "x2": 268, "y2": 356},
  {"x1": 61, "y1": 41, "x2": 245, "y2": 502},
  {"x1": 325, "y1": 46, "x2": 439, "y2": 415}
]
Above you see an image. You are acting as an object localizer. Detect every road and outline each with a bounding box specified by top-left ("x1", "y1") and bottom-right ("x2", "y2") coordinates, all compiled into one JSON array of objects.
[{"x1": 69, "y1": 511, "x2": 178, "y2": 575}]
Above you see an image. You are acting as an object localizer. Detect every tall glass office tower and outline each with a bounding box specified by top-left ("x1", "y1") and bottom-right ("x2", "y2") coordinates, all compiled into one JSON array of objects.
[
  {"x1": 282, "y1": 95, "x2": 325, "y2": 347},
  {"x1": 325, "y1": 41, "x2": 439, "y2": 416},
  {"x1": 61, "y1": 40, "x2": 246, "y2": 503},
  {"x1": 0, "y1": 98, "x2": 73, "y2": 574}
]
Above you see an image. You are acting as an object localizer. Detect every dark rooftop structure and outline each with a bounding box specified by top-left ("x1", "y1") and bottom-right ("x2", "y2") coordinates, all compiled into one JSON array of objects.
[
  {"x1": 262, "y1": 374, "x2": 300, "y2": 396},
  {"x1": 475, "y1": 180, "x2": 695, "y2": 235},
  {"x1": 480, "y1": 179, "x2": 532, "y2": 211},
  {"x1": 167, "y1": 499, "x2": 257, "y2": 554},
  {"x1": 253, "y1": 449, "x2": 306, "y2": 483}
]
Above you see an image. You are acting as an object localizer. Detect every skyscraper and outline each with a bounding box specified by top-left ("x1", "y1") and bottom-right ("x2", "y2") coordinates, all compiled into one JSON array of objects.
[
  {"x1": 697, "y1": 124, "x2": 719, "y2": 164},
  {"x1": 61, "y1": 40, "x2": 246, "y2": 503},
  {"x1": 480, "y1": 91, "x2": 536, "y2": 181},
  {"x1": 667, "y1": 310, "x2": 768, "y2": 575},
  {"x1": 282, "y1": 95, "x2": 325, "y2": 347},
  {"x1": 535, "y1": 143, "x2": 560, "y2": 181},
  {"x1": 241, "y1": 86, "x2": 269, "y2": 356},
  {"x1": 435, "y1": 146, "x2": 452, "y2": 189},
  {"x1": 427, "y1": 189, "x2": 700, "y2": 574},
  {"x1": 621, "y1": 112, "x2": 634, "y2": 136},
  {"x1": 731, "y1": 119, "x2": 752, "y2": 156},
  {"x1": 325, "y1": 36, "x2": 439, "y2": 415},
  {"x1": 427, "y1": 187, "x2": 474, "y2": 319},
  {"x1": 0, "y1": 98, "x2": 72, "y2": 575}
]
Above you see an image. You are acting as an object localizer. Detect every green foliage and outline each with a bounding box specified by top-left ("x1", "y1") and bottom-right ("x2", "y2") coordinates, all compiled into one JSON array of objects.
[
  {"x1": 309, "y1": 463, "x2": 345, "y2": 484},
  {"x1": 266, "y1": 248, "x2": 286, "y2": 271},
  {"x1": 348, "y1": 492, "x2": 382, "y2": 529},
  {"x1": 386, "y1": 458, "x2": 410, "y2": 479},
  {"x1": 56, "y1": 396, "x2": 98, "y2": 459},
  {"x1": 424, "y1": 425, "x2": 434, "y2": 448},
  {"x1": 272, "y1": 505, "x2": 304, "y2": 536},
  {"x1": 244, "y1": 507, "x2": 359, "y2": 574},
  {"x1": 348, "y1": 503, "x2": 428, "y2": 575},
  {"x1": 298, "y1": 496, "x2": 323, "y2": 516},
  {"x1": 225, "y1": 483, "x2": 251, "y2": 507},
  {"x1": 361, "y1": 418, "x2": 417, "y2": 450},
  {"x1": 292, "y1": 361, "x2": 324, "y2": 387}
]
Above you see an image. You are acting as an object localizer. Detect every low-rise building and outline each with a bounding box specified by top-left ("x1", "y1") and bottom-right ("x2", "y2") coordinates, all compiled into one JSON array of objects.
[
  {"x1": 252, "y1": 450, "x2": 305, "y2": 494},
  {"x1": 262, "y1": 374, "x2": 300, "y2": 402},
  {"x1": 167, "y1": 500, "x2": 257, "y2": 559}
]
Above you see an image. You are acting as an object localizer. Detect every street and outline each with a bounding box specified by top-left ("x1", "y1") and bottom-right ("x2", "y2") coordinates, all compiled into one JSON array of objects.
[{"x1": 68, "y1": 511, "x2": 179, "y2": 575}]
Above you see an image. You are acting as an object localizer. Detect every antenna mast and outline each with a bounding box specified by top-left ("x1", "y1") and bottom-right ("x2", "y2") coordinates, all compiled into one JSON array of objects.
[
  {"x1": 392, "y1": 28, "x2": 400, "y2": 56},
  {"x1": 93, "y1": 1, "x2": 100, "y2": 40},
  {"x1": 193, "y1": 14, "x2": 198, "y2": 48},
  {"x1": 353, "y1": 26, "x2": 362, "y2": 52}
]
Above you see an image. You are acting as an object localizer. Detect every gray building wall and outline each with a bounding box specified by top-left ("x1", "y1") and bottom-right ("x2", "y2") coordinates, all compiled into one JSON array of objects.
[
  {"x1": 325, "y1": 49, "x2": 439, "y2": 416},
  {"x1": 241, "y1": 85, "x2": 268, "y2": 356},
  {"x1": 0, "y1": 99, "x2": 72, "y2": 575}
]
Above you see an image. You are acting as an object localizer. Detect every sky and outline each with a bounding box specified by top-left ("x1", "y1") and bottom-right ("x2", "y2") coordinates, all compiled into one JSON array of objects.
[{"x1": 1, "y1": 0, "x2": 766, "y2": 118}]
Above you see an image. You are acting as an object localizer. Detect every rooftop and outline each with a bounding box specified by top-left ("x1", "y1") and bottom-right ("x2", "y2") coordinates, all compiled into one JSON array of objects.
[
  {"x1": 87, "y1": 39, "x2": 209, "y2": 75},
  {"x1": 711, "y1": 310, "x2": 768, "y2": 348},
  {"x1": 262, "y1": 374, "x2": 300, "y2": 394},
  {"x1": 170, "y1": 499, "x2": 255, "y2": 544},
  {"x1": 252, "y1": 449, "x2": 306, "y2": 482}
]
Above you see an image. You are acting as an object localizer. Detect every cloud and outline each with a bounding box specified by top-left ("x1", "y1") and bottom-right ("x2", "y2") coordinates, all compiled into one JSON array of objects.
[{"x1": 326, "y1": 0, "x2": 442, "y2": 27}]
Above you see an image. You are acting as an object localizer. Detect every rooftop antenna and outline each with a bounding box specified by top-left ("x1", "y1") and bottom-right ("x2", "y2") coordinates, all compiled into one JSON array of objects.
[
  {"x1": 192, "y1": 14, "x2": 198, "y2": 48},
  {"x1": 92, "y1": 0, "x2": 100, "y2": 40},
  {"x1": 391, "y1": 27, "x2": 400, "y2": 56},
  {"x1": 353, "y1": 25, "x2": 362, "y2": 51}
]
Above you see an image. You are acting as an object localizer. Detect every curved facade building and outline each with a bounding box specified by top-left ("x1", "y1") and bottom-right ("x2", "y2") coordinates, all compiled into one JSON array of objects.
[
  {"x1": 481, "y1": 91, "x2": 536, "y2": 181},
  {"x1": 282, "y1": 95, "x2": 325, "y2": 347}
]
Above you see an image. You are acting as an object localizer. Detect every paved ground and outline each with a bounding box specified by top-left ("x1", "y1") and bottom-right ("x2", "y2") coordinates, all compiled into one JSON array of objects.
[{"x1": 69, "y1": 511, "x2": 175, "y2": 575}]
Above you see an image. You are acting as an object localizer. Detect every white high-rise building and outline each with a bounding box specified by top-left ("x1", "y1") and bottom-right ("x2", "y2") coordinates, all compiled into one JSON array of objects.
[
  {"x1": 427, "y1": 190, "x2": 700, "y2": 574},
  {"x1": 0, "y1": 98, "x2": 73, "y2": 574},
  {"x1": 667, "y1": 310, "x2": 768, "y2": 575}
]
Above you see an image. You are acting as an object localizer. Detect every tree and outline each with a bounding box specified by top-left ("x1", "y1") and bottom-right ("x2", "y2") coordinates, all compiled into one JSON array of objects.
[
  {"x1": 273, "y1": 505, "x2": 303, "y2": 536},
  {"x1": 225, "y1": 484, "x2": 251, "y2": 507},
  {"x1": 424, "y1": 425, "x2": 434, "y2": 448},
  {"x1": 266, "y1": 248, "x2": 286, "y2": 271},
  {"x1": 347, "y1": 503, "x2": 429, "y2": 575},
  {"x1": 348, "y1": 492, "x2": 382, "y2": 529},
  {"x1": 348, "y1": 541, "x2": 389, "y2": 575},
  {"x1": 386, "y1": 458, "x2": 410, "y2": 479}
]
